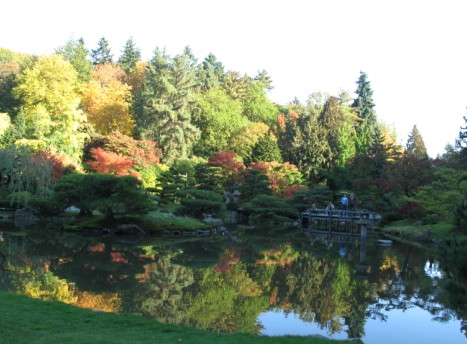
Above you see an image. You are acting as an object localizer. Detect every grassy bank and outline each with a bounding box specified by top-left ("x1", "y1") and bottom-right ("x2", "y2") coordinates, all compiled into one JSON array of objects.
[
  {"x1": 0, "y1": 292, "x2": 353, "y2": 344},
  {"x1": 61, "y1": 210, "x2": 211, "y2": 234}
]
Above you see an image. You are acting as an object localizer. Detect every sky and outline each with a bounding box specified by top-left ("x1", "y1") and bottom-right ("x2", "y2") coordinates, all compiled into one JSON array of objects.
[{"x1": 2, "y1": 0, "x2": 466, "y2": 157}]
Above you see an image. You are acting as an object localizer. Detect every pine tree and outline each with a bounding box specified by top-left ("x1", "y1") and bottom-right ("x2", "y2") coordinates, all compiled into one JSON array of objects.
[
  {"x1": 250, "y1": 133, "x2": 283, "y2": 163},
  {"x1": 56, "y1": 38, "x2": 92, "y2": 82},
  {"x1": 352, "y1": 71, "x2": 377, "y2": 154},
  {"x1": 254, "y1": 69, "x2": 273, "y2": 91},
  {"x1": 141, "y1": 49, "x2": 200, "y2": 165},
  {"x1": 118, "y1": 37, "x2": 141, "y2": 73},
  {"x1": 91, "y1": 37, "x2": 113, "y2": 65},
  {"x1": 197, "y1": 53, "x2": 225, "y2": 91},
  {"x1": 406, "y1": 125, "x2": 428, "y2": 159},
  {"x1": 318, "y1": 96, "x2": 345, "y2": 168}
]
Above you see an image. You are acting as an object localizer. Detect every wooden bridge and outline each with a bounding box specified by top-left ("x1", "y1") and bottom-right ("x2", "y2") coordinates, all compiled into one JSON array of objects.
[{"x1": 299, "y1": 208, "x2": 381, "y2": 239}]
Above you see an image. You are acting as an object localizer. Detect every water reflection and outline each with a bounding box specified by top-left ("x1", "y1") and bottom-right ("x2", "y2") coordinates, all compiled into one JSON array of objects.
[{"x1": 0, "y1": 227, "x2": 465, "y2": 343}]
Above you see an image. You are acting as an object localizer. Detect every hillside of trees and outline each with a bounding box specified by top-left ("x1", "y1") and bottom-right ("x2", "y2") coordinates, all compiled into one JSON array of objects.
[{"x1": 0, "y1": 37, "x2": 466, "y2": 233}]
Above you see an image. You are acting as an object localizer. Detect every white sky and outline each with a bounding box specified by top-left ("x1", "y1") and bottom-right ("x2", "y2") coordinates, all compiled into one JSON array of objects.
[{"x1": 2, "y1": 0, "x2": 466, "y2": 157}]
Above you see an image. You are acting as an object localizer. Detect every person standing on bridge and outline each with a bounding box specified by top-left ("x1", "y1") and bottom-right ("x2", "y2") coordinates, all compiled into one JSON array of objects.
[
  {"x1": 341, "y1": 193, "x2": 349, "y2": 216},
  {"x1": 349, "y1": 194, "x2": 356, "y2": 212}
]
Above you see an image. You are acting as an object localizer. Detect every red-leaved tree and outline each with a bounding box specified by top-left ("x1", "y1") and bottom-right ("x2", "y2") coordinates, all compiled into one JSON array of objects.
[
  {"x1": 87, "y1": 147, "x2": 135, "y2": 176},
  {"x1": 207, "y1": 151, "x2": 244, "y2": 186}
]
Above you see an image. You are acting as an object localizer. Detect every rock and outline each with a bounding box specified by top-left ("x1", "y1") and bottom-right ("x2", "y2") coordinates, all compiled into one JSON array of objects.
[
  {"x1": 14, "y1": 208, "x2": 39, "y2": 226},
  {"x1": 112, "y1": 224, "x2": 145, "y2": 235}
]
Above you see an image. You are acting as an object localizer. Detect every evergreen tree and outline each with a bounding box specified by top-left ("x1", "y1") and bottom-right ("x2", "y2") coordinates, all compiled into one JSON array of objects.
[
  {"x1": 0, "y1": 111, "x2": 25, "y2": 146},
  {"x1": 406, "y1": 125, "x2": 428, "y2": 159},
  {"x1": 352, "y1": 71, "x2": 377, "y2": 154},
  {"x1": 141, "y1": 49, "x2": 200, "y2": 165},
  {"x1": 250, "y1": 133, "x2": 283, "y2": 163},
  {"x1": 240, "y1": 169, "x2": 271, "y2": 202},
  {"x1": 223, "y1": 71, "x2": 249, "y2": 101},
  {"x1": 55, "y1": 38, "x2": 92, "y2": 83},
  {"x1": 254, "y1": 69, "x2": 273, "y2": 91},
  {"x1": 318, "y1": 96, "x2": 345, "y2": 169},
  {"x1": 277, "y1": 105, "x2": 328, "y2": 183},
  {"x1": 118, "y1": 37, "x2": 141, "y2": 73},
  {"x1": 0, "y1": 63, "x2": 22, "y2": 118},
  {"x1": 197, "y1": 53, "x2": 225, "y2": 91},
  {"x1": 91, "y1": 37, "x2": 113, "y2": 65}
]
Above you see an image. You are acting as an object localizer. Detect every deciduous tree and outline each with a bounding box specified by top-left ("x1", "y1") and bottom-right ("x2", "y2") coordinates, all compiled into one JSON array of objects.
[
  {"x1": 13, "y1": 55, "x2": 87, "y2": 158},
  {"x1": 80, "y1": 63, "x2": 134, "y2": 135},
  {"x1": 192, "y1": 88, "x2": 247, "y2": 157},
  {"x1": 87, "y1": 147, "x2": 135, "y2": 177}
]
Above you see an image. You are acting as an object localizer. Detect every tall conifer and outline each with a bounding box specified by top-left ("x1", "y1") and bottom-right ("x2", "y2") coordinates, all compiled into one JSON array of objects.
[
  {"x1": 406, "y1": 125, "x2": 428, "y2": 159},
  {"x1": 118, "y1": 37, "x2": 141, "y2": 73},
  {"x1": 352, "y1": 71, "x2": 377, "y2": 154},
  {"x1": 91, "y1": 37, "x2": 113, "y2": 65}
]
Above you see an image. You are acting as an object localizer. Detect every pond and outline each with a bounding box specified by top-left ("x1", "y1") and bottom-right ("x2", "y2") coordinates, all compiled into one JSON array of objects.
[{"x1": 0, "y1": 224, "x2": 465, "y2": 344}]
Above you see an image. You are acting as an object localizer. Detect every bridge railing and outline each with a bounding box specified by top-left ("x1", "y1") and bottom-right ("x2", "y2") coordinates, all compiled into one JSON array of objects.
[{"x1": 300, "y1": 208, "x2": 381, "y2": 228}]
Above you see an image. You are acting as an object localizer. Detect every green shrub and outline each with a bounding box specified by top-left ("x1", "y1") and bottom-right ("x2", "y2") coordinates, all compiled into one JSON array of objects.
[{"x1": 175, "y1": 189, "x2": 225, "y2": 219}]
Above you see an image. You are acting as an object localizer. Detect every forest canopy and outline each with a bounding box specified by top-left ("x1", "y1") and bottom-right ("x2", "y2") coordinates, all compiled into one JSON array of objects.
[{"x1": 0, "y1": 39, "x2": 466, "y2": 230}]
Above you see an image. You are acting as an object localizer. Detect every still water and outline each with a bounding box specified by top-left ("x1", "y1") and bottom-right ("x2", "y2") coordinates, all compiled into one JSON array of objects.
[{"x1": 0, "y1": 225, "x2": 465, "y2": 344}]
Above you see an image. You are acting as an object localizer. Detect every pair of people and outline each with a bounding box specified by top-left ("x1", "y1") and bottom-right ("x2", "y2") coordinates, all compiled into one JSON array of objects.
[{"x1": 341, "y1": 193, "x2": 356, "y2": 215}]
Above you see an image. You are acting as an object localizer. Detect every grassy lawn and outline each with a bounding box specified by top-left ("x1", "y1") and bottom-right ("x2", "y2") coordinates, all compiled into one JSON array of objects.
[
  {"x1": 0, "y1": 292, "x2": 353, "y2": 344},
  {"x1": 380, "y1": 219, "x2": 454, "y2": 242},
  {"x1": 60, "y1": 210, "x2": 212, "y2": 234}
]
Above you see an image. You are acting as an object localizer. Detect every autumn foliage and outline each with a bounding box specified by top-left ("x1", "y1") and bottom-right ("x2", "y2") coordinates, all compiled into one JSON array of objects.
[
  {"x1": 207, "y1": 151, "x2": 244, "y2": 184},
  {"x1": 87, "y1": 147, "x2": 134, "y2": 176},
  {"x1": 246, "y1": 161, "x2": 303, "y2": 197}
]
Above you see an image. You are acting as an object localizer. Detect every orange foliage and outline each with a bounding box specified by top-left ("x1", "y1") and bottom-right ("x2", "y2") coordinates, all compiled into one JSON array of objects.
[
  {"x1": 289, "y1": 111, "x2": 299, "y2": 121},
  {"x1": 88, "y1": 244, "x2": 105, "y2": 253},
  {"x1": 87, "y1": 147, "x2": 134, "y2": 176},
  {"x1": 81, "y1": 63, "x2": 134, "y2": 135},
  {"x1": 246, "y1": 161, "x2": 303, "y2": 197},
  {"x1": 74, "y1": 290, "x2": 121, "y2": 313},
  {"x1": 277, "y1": 113, "x2": 286, "y2": 131},
  {"x1": 92, "y1": 62, "x2": 126, "y2": 86},
  {"x1": 282, "y1": 185, "x2": 308, "y2": 199},
  {"x1": 110, "y1": 252, "x2": 128, "y2": 263},
  {"x1": 214, "y1": 249, "x2": 240, "y2": 272}
]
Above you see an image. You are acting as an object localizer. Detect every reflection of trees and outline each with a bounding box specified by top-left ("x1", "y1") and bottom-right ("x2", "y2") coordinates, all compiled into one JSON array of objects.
[
  {"x1": 1, "y1": 229, "x2": 465, "y2": 339},
  {"x1": 3, "y1": 254, "x2": 76, "y2": 304},
  {"x1": 184, "y1": 262, "x2": 268, "y2": 334},
  {"x1": 271, "y1": 253, "x2": 371, "y2": 338},
  {"x1": 123, "y1": 256, "x2": 194, "y2": 324},
  {"x1": 366, "y1": 245, "x2": 466, "y2": 337},
  {"x1": 52, "y1": 238, "x2": 144, "y2": 293}
]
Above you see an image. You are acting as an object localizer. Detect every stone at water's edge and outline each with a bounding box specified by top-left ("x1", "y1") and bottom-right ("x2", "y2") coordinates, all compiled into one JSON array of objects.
[
  {"x1": 109, "y1": 224, "x2": 145, "y2": 235},
  {"x1": 14, "y1": 208, "x2": 39, "y2": 227}
]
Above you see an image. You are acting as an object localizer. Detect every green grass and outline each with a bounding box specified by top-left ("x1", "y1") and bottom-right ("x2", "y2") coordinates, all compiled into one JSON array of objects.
[
  {"x1": 60, "y1": 210, "x2": 211, "y2": 234},
  {"x1": 0, "y1": 291, "x2": 353, "y2": 344},
  {"x1": 135, "y1": 211, "x2": 212, "y2": 232},
  {"x1": 381, "y1": 220, "x2": 454, "y2": 242}
]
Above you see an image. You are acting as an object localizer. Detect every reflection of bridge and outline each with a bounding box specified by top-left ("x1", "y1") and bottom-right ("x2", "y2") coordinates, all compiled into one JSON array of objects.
[
  {"x1": 300, "y1": 209, "x2": 381, "y2": 239},
  {"x1": 300, "y1": 209, "x2": 381, "y2": 264}
]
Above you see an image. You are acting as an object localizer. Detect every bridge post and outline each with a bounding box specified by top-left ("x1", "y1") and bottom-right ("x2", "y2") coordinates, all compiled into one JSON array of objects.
[{"x1": 360, "y1": 223, "x2": 367, "y2": 239}]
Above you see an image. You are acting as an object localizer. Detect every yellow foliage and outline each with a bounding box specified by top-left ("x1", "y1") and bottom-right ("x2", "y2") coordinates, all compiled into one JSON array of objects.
[
  {"x1": 0, "y1": 113, "x2": 10, "y2": 136},
  {"x1": 229, "y1": 122, "x2": 269, "y2": 158},
  {"x1": 80, "y1": 79, "x2": 134, "y2": 135},
  {"x1": 74, "y1": 291, "x2": 122, "y2": 313},
  {"x1": 14, "y1": 138, "x2": 48, "y2": 153}
]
